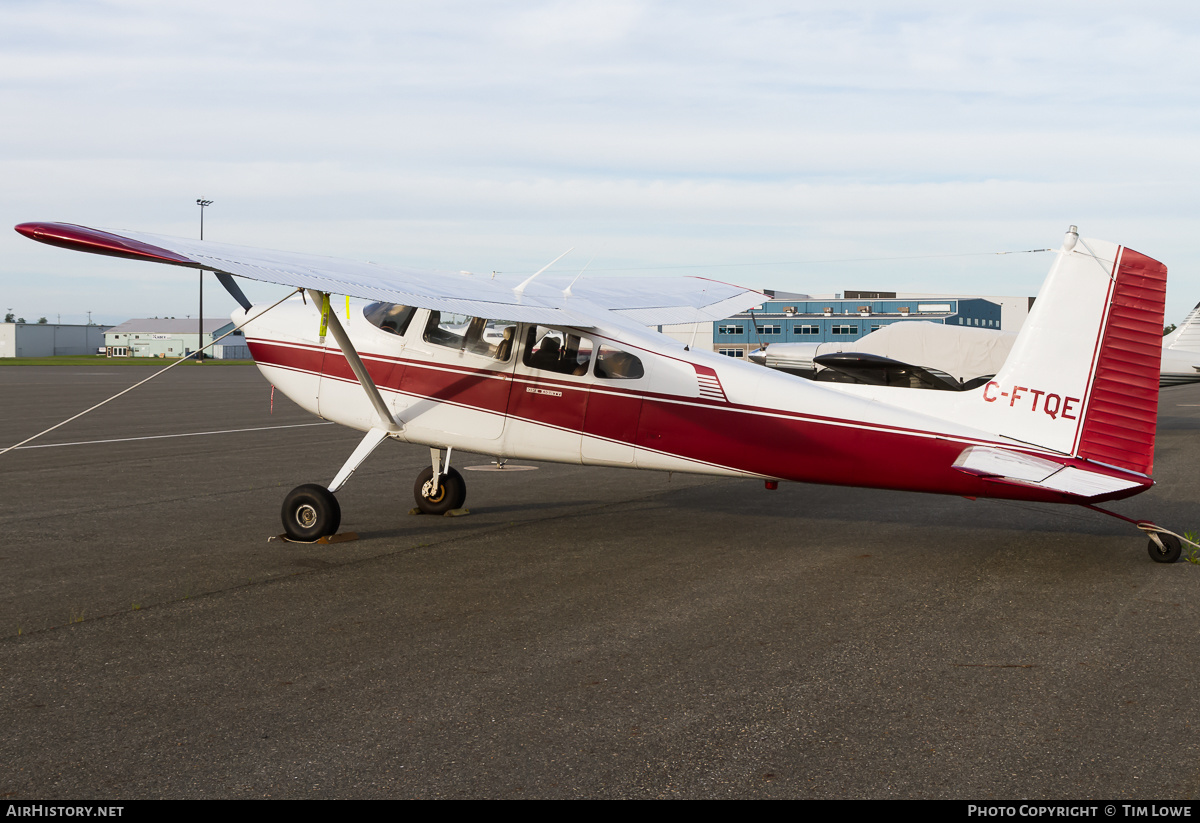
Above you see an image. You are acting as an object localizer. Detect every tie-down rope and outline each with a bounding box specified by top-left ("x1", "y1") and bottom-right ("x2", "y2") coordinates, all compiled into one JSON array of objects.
[{"x1": 0, "y1": 288, "x2": 302, "y2": 458}]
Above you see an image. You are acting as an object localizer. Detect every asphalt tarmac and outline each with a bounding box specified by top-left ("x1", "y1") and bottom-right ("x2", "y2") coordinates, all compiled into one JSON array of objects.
[{"x1": 1, "y1": 364, "x2": 1198, "y2": 799}]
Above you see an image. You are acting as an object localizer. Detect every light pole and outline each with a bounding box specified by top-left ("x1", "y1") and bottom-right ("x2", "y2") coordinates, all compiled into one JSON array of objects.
[{"x1": 196, "y1": 199, "x2": 212, "y2": 362}]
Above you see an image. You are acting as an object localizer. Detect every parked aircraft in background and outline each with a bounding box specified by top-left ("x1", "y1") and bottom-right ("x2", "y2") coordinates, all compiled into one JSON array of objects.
[
  {"x1": 13, "y1": 222, "x2": 1186, "y2": 561},
  {"x1": 748, "y1": 321, "x2": 1016, "y2": 389},
  {"x1": 1160, "y1": 303, "x2": 1200, "y2": 386},
  {"x1": 750, "y1": 302, "x2": 1200, "y2": 389}
]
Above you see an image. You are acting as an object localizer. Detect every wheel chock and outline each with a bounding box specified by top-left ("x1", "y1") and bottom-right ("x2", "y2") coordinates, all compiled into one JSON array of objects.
[
  {"x1": 408, "y1": 508, "x2": 471, "y2": 517},
  {"x1": 269, "y1": 532, "x2": 359, "y2": 544}
]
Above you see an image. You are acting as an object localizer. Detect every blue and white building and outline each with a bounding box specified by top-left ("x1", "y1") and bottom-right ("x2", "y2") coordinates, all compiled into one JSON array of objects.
[{"x1": 706, "y1": 290, "x2": 1012, "y2": 359}]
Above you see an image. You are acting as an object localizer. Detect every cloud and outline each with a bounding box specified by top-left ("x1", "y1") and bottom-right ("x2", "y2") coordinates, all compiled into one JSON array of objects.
[{"x1": 3, "y1": 2, "x2": 1200, "y2": 322}]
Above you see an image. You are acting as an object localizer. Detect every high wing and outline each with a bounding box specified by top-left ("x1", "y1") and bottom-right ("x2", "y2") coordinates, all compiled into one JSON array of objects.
[{"x1": 15, "y1": 222, "x2": 763, "y2": 328}]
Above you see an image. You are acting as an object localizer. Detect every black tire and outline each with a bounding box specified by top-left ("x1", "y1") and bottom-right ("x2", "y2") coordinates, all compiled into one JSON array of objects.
[
  {"x1": 1147, "y1": 534, "x2": 1182, "y2": 564},
  {"x1": 282, "y1": 484, "x2": 341, "y2": 541},
  {"x1": 414, "y1": 466, "x2": 466, "y2": 515}
]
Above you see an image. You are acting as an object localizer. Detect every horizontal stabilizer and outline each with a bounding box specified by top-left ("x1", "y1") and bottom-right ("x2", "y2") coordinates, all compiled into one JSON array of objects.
[{"x1": 953, "y1": 446, "x2": 1148, "y2": 499}]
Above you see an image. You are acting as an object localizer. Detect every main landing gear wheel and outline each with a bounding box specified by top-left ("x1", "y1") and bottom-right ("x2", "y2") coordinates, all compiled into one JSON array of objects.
[
  {"x1": 282, "y1": 484, "x2": 342, "y2": 541},
  {"x1": 414, "y1": 466, "x2": 466, "y2": 515},
  {"x1": 1147, "y1": 533, "x2": 1182, "y2": 564}
]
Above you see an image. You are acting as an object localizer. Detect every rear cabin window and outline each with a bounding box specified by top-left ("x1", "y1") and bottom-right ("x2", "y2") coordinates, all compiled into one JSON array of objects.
[
  {"x1": 594, "y1": 344, "x2": 644, "y2": 379},
  {"x1": 363, "y1": 302, "x2": 417, "y2": 336}
]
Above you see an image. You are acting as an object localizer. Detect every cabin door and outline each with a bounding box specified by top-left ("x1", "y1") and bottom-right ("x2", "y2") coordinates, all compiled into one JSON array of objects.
[{"x1": 398, "y1": 311, "x2": 518, "y2": 442}]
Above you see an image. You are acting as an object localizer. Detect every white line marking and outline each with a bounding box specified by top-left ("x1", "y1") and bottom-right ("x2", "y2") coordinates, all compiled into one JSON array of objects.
[{"x1": 11, "y1": 421, "x2": 335, "y2": 450}]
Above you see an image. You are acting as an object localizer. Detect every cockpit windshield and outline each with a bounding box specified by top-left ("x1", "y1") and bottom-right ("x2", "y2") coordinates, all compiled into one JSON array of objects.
[{"x1": 363, "y1": 302, "x2": 417, "y2": 336}]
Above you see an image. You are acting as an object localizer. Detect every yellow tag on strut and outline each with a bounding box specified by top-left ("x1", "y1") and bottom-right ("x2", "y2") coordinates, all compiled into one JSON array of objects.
[{"x1": 319, "y1": 293, "x2": 330, "y2": 339}]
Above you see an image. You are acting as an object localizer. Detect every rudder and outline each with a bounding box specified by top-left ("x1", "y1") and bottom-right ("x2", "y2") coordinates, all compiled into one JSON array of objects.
[{"x1": 1073, "y1": 247, "x2": 1166, "y2": 474}]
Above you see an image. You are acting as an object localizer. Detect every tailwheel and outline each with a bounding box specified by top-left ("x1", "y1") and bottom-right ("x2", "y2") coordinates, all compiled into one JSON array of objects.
[
  {"x1": 1086, "y1": 508, "x2": 1190, "y2": 566},
  {"x1": 1147, "y1": 533, "x2": 1182, "y2": 564},
  {"x1": 282, "y1": 484, "x2": 342, "y2": 541},
  {"x1": 414, "y1": 466, "x2": 466, "y2": 515}
]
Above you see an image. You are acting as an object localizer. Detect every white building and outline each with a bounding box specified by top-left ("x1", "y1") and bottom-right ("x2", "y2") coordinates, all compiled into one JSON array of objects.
[{"x1": 103, "y1": 318, "x2": 246, "y2": 359}]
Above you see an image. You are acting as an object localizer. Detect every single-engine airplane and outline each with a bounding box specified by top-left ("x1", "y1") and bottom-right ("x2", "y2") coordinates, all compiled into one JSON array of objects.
[{"x1": 13, "y1": 222, "x2": 1185, "y2": 562}]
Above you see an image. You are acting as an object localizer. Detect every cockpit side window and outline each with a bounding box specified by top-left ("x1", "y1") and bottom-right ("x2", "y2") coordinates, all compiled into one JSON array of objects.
[
  {"x1": 594, "y1": 344, "x2": 645, "y2": 379},
  {"x1": 493, "y1": 324, "x2": 518, "y2": 362},
  {"x1": 423, "y1": 311, "x2": 516, "y2": 361},
  {"x1": 363, "y1": 302, "x2": 417, "y2": 336}
]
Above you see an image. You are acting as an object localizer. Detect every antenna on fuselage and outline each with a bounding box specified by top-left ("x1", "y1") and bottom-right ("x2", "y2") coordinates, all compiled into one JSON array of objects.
[{"x1": 684, "y1": 290, "x2": 707, "y2": 351}]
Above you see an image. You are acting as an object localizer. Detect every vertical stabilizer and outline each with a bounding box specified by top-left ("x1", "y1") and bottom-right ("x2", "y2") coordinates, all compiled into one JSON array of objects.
[{"x1": 969, "y1": 228, "x2": 1166, "y2": 475}]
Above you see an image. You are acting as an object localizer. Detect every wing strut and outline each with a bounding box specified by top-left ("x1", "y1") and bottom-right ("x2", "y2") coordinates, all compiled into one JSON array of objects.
[
  {"x1": 328, "y1": 427, "x2": 391, "y2": 493},
  {"x1": 309, "y1": 289, "x2": 401, "y2": 434}
]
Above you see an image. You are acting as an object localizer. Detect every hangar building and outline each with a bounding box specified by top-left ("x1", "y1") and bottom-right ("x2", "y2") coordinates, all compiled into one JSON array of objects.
[
  {"x1": 0, "y1": 322, "x2": 109, "y2": 358},
  {"x1": 103, "y1": 318, "x2": 247, "y2": 359}
]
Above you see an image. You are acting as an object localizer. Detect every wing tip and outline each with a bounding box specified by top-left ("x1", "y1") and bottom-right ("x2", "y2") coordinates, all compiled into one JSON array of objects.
[{"x1": 14, "y1": 222, "x2": 196, "y2": 267}]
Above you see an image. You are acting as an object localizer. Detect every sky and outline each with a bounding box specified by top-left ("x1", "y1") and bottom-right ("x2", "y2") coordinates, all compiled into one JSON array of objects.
[{"x1": 3, "y1": 1, "x2": 1200, "y2": 326}]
